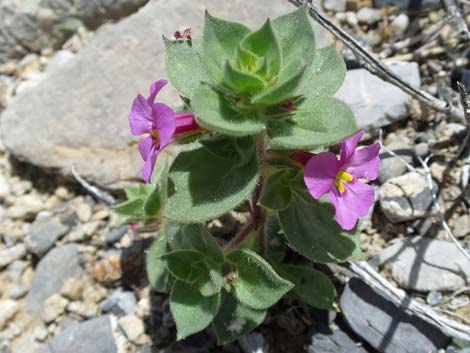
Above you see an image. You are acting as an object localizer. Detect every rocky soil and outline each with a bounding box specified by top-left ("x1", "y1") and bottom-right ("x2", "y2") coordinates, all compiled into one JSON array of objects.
[{"x1": 0, "y1": 0, "x2": 470, "y2": 352}]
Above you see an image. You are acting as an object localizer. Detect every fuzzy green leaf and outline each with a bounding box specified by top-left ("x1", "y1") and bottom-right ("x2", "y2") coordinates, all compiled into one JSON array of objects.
[
  {"x1": 113, "y1": 199, "x2": 144, "y2": 216},
  {"x1": 251, "y1": 59, "x2": 306, "y2": 105},
  {"x1": 240, "y1": 19, "x2": 281, "y2": 78},
  {"x1": 296, "y1": 45, "x2": 346, "y2": 96},
  {"x1": 166, "y1": 139, "x2": 259, "y2": 222},
  {"x1": 227, "y1": 249, "x2": 293, "y2": 310},
  {"x1": 268, "y1": 96, "x2": 358, "y2": 149},
  {"x1": 223, "y1": 61, "x2": 266, "y2": 93},
  {"x1": 196, "y1": 264, "x2": 224, "y2": 297},
  {"x1": 192, "y1": 85, "x2": 266, "y2": 136},
  {"x1": 272, "y1": 8, "x2": 316, "y2": 70},
  {"x1": 146, "y1": 235, "x2": 173, "y2": 293},
  {"x1": 202, "y1": 11, "x2": 251, "y2": 83},
  {"x1": 181, "y1": 224, "x2": 225, "y2": 264},
  {"x1": 279, "y1": 264, "x2": 336, "y2": 310},
  {"x1": 164, "y1": 39, "x2": 212, "y2": 98},
  {"x1": 278, "y1": 188, "x2": 359, "y2": 263},
  {"x1": 170, "y1": 280, "x2": 220, "y2": 340},
  {"x1": 162, "y1": 249, "x2": 205, "y2": 283},
  {"x1": 259, "y1": 169, "x2": 297, "y2": 211},
  {"x1": 212, "y1": 292, "x2": 266, "y2": 344}
]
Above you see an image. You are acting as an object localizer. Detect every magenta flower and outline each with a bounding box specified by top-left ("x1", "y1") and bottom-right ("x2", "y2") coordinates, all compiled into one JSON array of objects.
[
  {"x1": 302, "y1": 130, "x2": 380, "y2": 230},
  {"x1": 129, "y1": 79, "x2": 202, "y2": 183}
]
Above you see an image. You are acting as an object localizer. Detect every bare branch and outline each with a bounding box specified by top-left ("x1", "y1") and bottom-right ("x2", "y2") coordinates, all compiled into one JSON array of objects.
[
  {"x1": 344, "y1": 261, "x2": 470, "y2": 342},
  {"x1": 289, "y1": 0, "x2": 465, "y2": 120},
  {"x1": 71, "y1": 166, "x2": 117, "y2": 205}
]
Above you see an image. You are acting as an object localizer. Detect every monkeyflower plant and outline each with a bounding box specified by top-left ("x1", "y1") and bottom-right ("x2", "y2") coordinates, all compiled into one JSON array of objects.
[{"x1": 115, "y1": 8, "x2": 380, "y2": 344}]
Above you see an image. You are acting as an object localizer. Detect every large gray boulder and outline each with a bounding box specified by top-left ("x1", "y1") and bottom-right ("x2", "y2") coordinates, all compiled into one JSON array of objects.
[
  {"x1": 0, "y1": 0, "x2": 149, "y2": 63},
  {"x1": 0, "y1": 0, "x2": 329, "y2": 189}
]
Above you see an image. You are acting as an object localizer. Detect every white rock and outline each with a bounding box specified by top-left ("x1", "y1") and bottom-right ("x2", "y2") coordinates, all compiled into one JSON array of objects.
[
  {"x1": 7, "y1": 194, "x2": 45, "y2": 219},
  {"x1": 0, "y1": 173, "x2": 10, "y2": 200},
  {"x1": 0, "y1": 244, "x2": 27, "y2": 268},
  {"x1": 0, "y1": 300, "x2": 19, "y2": 329},
  {"x1": 40, "y1": 294, "x2": 68, "y2": 323},
  {"x1": 118, "y1": 314, "x2": 144, "y2": 343}
]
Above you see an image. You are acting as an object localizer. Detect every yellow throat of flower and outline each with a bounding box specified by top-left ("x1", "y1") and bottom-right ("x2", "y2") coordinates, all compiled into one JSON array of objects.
[
  {"x1": 334, "y1": 170, "x2": 353, "y2": 193},
  {"x1": 152, "y1": 130, "x2": 160, "y2": 148}
]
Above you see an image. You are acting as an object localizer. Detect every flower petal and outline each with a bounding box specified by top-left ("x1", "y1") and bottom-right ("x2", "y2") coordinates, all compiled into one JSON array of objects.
[
  {"x1": 304, "y1": 152, "x2": 340, "y2": 199},
  {"x1": 129, "y1": 94, "x2": 152, "y2": 135},
  {"x1": 147, "y1": 79, "x2": 168, "y2": 105},
  {"x1": 141, "y1": 147, "x2": 159, "y2": 184},
  {"x1": 340, "y1": 129, "x2": 363, "y2": 163},
  {"x1": 138, "y1": 136, "x2": 155, "y2": 161},
  {"x1": 327, "y1": 180, "x2": 375, "y2": 230},
  {"x1": 153, "y1": 103, "x2": 176, "y2": 147},
  {"x1": 344, "y1": 143, "x2": 380, "y2": 180}
]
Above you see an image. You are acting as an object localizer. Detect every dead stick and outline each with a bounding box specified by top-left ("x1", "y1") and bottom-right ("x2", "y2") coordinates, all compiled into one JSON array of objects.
[{"x1": 289, "y1": 0, "x2": 464, "y2": 120}]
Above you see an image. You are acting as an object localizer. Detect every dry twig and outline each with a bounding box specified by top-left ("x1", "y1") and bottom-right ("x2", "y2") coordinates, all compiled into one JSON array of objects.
[
  {"x1": 71, "y1": 166, "x2": 116, "y2": 205},
  {"x1": 289, "y1": 0, "x2": 465, "y2": 120}
]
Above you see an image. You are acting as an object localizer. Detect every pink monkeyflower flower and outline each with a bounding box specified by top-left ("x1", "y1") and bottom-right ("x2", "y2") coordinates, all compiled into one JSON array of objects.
[
  {"x1": 296, "y1": 130, "x2": 380, "y2": 230},
  {"x1": 129, "y1": 79, "x2": 203, "y2": 183}
]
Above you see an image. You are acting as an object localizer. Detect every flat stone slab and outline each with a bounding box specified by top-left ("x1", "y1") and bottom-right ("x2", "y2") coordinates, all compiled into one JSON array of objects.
[
  {"x1": 337, "y1": 62, "x2": 421, "y2": 135},
  {"x1": 379, "y1": 236, "x2": 470, "y2": 292},
  {"x1": 0, "y1": 0, "x2": 329, "y2": 189},
  {"x1": 341, "y1": 278, "x2": 450, "y2": 353}
]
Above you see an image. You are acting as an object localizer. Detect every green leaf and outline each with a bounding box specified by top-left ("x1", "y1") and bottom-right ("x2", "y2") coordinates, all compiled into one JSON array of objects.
[
  {"x1": 202, "y1": 11, "x2": 251, "y2": 83},
  {"x1": 259, "y1": 169, "x2": 296, "y2": 211},
  {"x1": 113, "y1": 199, "x2": 144, "y2": 216},
  {"x1": 165, "y1": 39, "x2": 212, "y2": 98},
  {"x1": 296, "y1": 45, "x2": 346, "y2": 96},
  {"x1": 272, "y1": 8, "x2": 316, "y2": 70},
  {"x1": 144, "y1": 189, "x2": 163, "y2": 216},
  {"x1": 268, "y1": 96, "x2": 359, "y2": 149},
  {"x1": 146, "y1": 235, "x2": 173, "y2": 293},
  {"x1": 192, "y1": 85, "x2": 266, "y2": 136},
  {"x1": 251, "y1": 59, "x2": 306, "y2": 105},
  {"x1": 223, "y1": 61, "x2": 266, "y2": 93},
  {"x1": 227, "y1": 249, "x2": 293, "y2": 309},
  {"x1": 240, "y1": 19, "x2": 281, "y2": 78},
  {"x1": 279, "y1": 264, "x2": 336, "y2": 310},
  {"x1": 162, "y1": 249, "x2": 205, "y2": 283},
  {"x1": 212, "y1": 292, "x2": 266, "y2": 344},
  {"x1": 166, "y1": 139, "x2": 259, "y2": 222},
  {"x1": 170, "y1": 280, "x2": 220, "y2": 340},
  {"x1": 181, "y1": 224, "x2": 225, "y2": 264},
  {"x1": 124, "y1": 184, "x2": 152, "y2": 200},
  {"x1": 196, "y1": 264, "x2": 224, "y2": 297},
  {"x1": 278, "y1": 189, "x2": 359, "y2": 263}
]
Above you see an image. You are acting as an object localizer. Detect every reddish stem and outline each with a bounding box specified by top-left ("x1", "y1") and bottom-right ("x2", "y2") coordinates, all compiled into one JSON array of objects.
[{"x1": 224, "y1": 222, "x2": 256, "y2": 252}]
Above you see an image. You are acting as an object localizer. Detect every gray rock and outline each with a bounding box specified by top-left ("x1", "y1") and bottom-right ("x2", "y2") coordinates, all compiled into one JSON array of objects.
[
  {"x1": 337, "y1": 62, "x2": 421, "y2": 135},
  {"x1": 426, "y1": 291, "x2": 443, "y2": 306},
  {"x1": 26, "y1": 244, "x2": 84, "y2": 314},
  {"x1": 100, "y1": 290, "x2": 137, "y2": 316},
  {"x1": 25, "y1": 217, "x2": 69, "y2": 256},
  {"x1": 0, "y1": 244, "x2": 26, "y2": 268},
  {"x1": 308, "y1": 329, "x2": 368, "y2": 353},
  {"x1": 340, "y1": 278, "x2": 450, "y2": 353},
  {"x1": 105, "y1": 226, "x2": 128, "y2": 245},
  {"x1": 379, "y1": 236, "x2": 470, "y2": 292},
  {"x1": 378, "y1": 139, "x2": 414, "y2": 183},
  {"x1": 0, "y1": 0, "x2": 329, "y2": 189},
  {"x1": 374, "y1": 0, "x2": 440, "y2": 10},
  {"x1": 239, "y1": 333, "x2": 267, "y2": 353},
  {"x1": 38, "y1": 316, "x2": 117, "y2": 353},
  {"x1": 414, "y1": 142, "x2": 429, "y2": 158},
  {"x1": 0, "y1": 0, "x2": 148, "y2": 63},
  {"x1": 379, "y1": 171, "x2": 433, "y2": 222}
]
